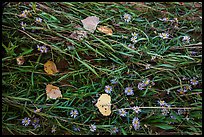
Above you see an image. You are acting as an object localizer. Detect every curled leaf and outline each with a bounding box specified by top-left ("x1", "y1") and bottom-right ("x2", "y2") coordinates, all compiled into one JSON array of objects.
[
  {"x1": 46, "y1": 84, "x2": 62, "y2": 100},
  {"x1": 81, "y1": 16, "x2": 99, "y2": 33},
  {"x1": 16, "y1": 56, "x2": 25, "y2": 65},
  {"x1": 97, "y1": 26, "x2": 113, "y2": 35},
  {"x1": 95, "y1": 94, "x2": 111, "y2": 116},
  {"x1": 44, "y1": 60, "x2": 59, "y2": 75}
]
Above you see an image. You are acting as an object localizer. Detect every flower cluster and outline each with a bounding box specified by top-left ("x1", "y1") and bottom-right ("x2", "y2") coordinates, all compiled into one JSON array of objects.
[
  {"x1": 22, "y1": 117, "x2": 40, "y2": 128},
  {"x1": 19, "y1": 10, "x2": 31, "y2": 18},
  {"x1": 159, "y1": 17, "x2": 178, "y2": 23},
  {"x1": 130, "y1": 32, "x2": 138, "y2": 44},
  {"x1": 37, "y1": 45, "x2": 48, "y2": 53},
  {"x1": 158, "y1": 100, "x2": 168, "y2": 107},
  {"x1": 137, "y1": 78, "x2": 153, "y2": 90},
  {"x1": 19, "y1": 8, "x2": 42, "y2": 31},
  {"x1": 157, "y1": 100, "x2": 171, "y2": 116}
]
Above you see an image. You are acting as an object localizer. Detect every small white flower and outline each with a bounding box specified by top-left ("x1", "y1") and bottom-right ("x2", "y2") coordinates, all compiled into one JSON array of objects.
[
  {"x1": 130, "y1": 37, "x2": 138, "y2": 43},
  {"x1": 159, "y1": 32, "x2": 169, "y2": 39},
  {"x1": 182, "y1": 36, "x2": 190, "y2": 43},
  {"x1": 124, "y1": 87, "x2": 134, "y2": 96},
  {"x1": 118, "y1": 108, "x2": 127, "y2": 117},
  {"x1": 161, "y1": 108, "x2": 169, "y2": 116},
  {"x1": 177, "y1": 109, "x2": 184, "y2": 115},
  {"x1": 174, "y1": 18, "x2": 178, "y2": 23},
  {"x1": 36, "y1": 17, "x2": 42, "y2": 23},
  {"x1": 70, "y1": 109, "x2": 78, "y2": 118},
  {"x1": 132, "y1": 117, "x2": 140, "y2": 130},
  {"x1": 177, "y1": 88, "x2": 187, "y2": 94},
  {"x1": 145, "y1": 64, "x2": 151, "y2": 70},
  {"x1": 137, "y1": 82, "x2": 145, "y2": 90},
  {"x1": 127, "y1": 44, "x2": 135, "y2": 49},
  {"x1": 20, "y1": 22, "x2": 26, "y2": 31},
  {"x1": 19, "y1": 12, "x2": 27, "y2": 18},
  {"x1": 143, "y1": 78, "x2": 150, "y2": 86},
  {"x1": 22, "y1": 117, "x2": 31, "y2": 126},
  {"x1": 131, "y1": 32, "x2": 138, "y2": 39},
  {"x1": 151, "y1": 56, "x2": 156, "y2": 61},
  {"x1": 159, "y1": 18, "x2": 169, "y2": 22},
  {"x1": 123, "y1": 13, "x2": 131, "y2": 23},
  {"x1": 41, "y1": 46, "x2": 48, "y2": 53},
  {"x1": 110, "y1": 79, "x2": 118, "y2": 84},
  {"x1": 111, "y1": 126, "x2": 119, "y2": 134},
  {"x1": 51, "y1": 125, "x2": 56, "y2": 133},
  {"x1": 19, "y1": 10, "x2": 29, "y2": 18},
  {"x1": 90, "y1": 124, "x2": 96, "y2": 132},
  {"x1": 132, "y1": 106, "x2": 141, "y2": 114},
  {"x1": 190, "y1": 77, "x2": 198, "y2": 86},
  {"x1": 158, "y1": 100, "x2": 167, "y2": 106},
  {"x1": 105, "y1": 85, "x2": 112, "y2": 94}
]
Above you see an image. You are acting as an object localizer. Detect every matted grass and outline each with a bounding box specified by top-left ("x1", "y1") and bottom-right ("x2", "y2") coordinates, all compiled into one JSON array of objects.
[{"x1": 2, "y1": 2, "x2": 202, "y2": 135}]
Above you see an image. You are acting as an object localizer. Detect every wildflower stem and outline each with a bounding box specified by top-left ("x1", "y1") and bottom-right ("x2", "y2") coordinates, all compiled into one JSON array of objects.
[{"x1": 113, "y1": 106, "x2": 201, "y2": 112}]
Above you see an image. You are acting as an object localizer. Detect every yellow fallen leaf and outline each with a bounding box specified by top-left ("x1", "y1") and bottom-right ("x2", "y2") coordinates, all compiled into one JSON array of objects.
[
  {"x1": 44, "y1": 60, "x2": 59, "y2": 75},
  {"x1": 46, "y1": 84, "x2": 62, "y2": 100},
  {"x1": 16, "y1": 56, "x2": 25, "y2": 65},
  {"x1": 95, "y1": 94, "x2": 111, "y2": 116},
  {"x1": 97, "y1": 26, "x2": 113, "y2": 35}
]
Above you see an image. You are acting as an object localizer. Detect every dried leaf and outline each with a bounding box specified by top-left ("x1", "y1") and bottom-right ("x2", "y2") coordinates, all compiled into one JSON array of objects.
[
  {"x1": 70, "y1": 30, "x2": 88, "y2": 41},
  {"x1": 46, "y1": 84, "x2": 62, "y2": 100},
  {"x1": 44, "y1": 60, "x2": 59, "y2": 75},
  {"x1": 81, "y1": 16, "x2": 99, "y2": 33},
  {"x1": 97, "y1": 26, "x2": 113, "y2": 35},
  {"x1": 16, "y1": 56, "x2": 25, "y2": 65},
  {"x1": 95, "y1": 94, "x2": 111, "y2": 116}
]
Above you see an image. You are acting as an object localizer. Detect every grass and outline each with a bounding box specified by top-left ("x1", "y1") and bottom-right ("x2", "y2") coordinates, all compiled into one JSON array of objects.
[{"x1": 2, "y1": 2, "x2": 202, "y2": 135}]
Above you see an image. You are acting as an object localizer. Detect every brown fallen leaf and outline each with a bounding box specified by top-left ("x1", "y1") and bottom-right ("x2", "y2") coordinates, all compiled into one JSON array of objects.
[
  {"x1": 95, "y1": 94, "x2": 111, "y2": 116},
  {"x1": 46, "y1": 84, "x2": 62, "y2": 100},
  {"x1": 44, "y1": 60, "x2": 59, "y2": 75},
  {"x1": 81, "y1": 16, "x2": 99, "y2": 33},
  {"x1": 97, "y1": 26, "x2": 113, "y2": 35},
  {"x1": 16, "y1": 56, "x2": 25, "y2": 65}
]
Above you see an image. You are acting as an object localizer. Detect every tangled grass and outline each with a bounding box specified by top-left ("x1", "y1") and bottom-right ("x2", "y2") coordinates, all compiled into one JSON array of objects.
[{"x1": 2, "y1": 2, "x2": 202, "y2": 135}]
